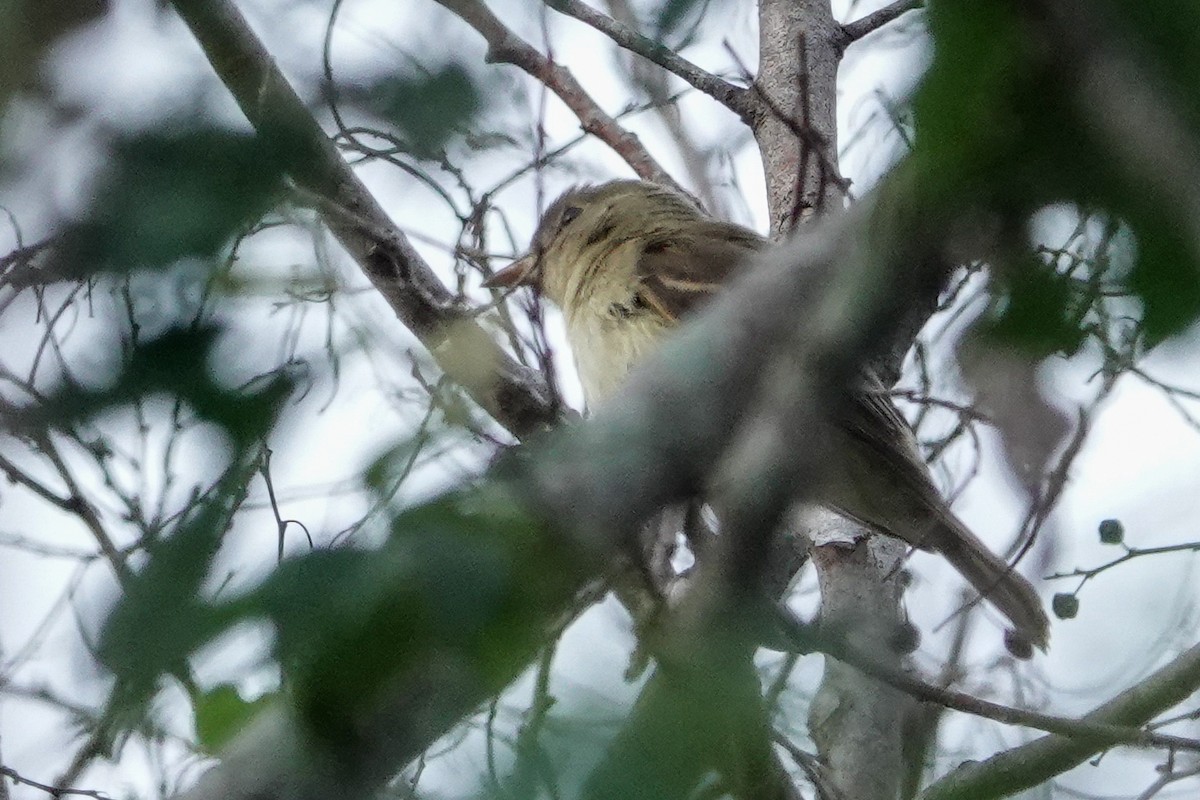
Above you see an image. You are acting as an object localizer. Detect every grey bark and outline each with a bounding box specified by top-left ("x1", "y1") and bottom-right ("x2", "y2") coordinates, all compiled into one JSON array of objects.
[{"x1": 756, "y1": 3, "x2": 911, "y2": 798}]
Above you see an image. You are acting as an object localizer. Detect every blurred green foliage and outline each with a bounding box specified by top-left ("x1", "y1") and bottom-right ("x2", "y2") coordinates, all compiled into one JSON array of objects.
[
  {"x1": 349, "y1": 64, "x2": 482, "y2": 158},
  {"x1": 21, "y1": 325, "x2": 291, "y2": 444},
  {"x1": 59, "y1": 130, "x2": 285, "y2": 274},
  {"x1": 915, "y1": 0, "x2": 1200, "y2": 347},
  {"x1": 0, "y1": 1, "x2": 109, "y2": 107},
  {"x1": 983, "y1": 256, "x2": 1086, "y2": 358},
  {"x1": 195, "y1": 685, "x2": 278, "y2": 753}
]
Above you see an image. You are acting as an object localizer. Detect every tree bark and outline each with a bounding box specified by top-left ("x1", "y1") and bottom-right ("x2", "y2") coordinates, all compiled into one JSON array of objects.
[{"x1": 756, "y1": 3, "x2": 910, "y2": 798}]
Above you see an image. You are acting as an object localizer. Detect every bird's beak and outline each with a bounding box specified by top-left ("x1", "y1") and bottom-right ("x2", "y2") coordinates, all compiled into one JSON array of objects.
[{"x1": 482, "y1": 254, "x2": 539, "y2": 289}]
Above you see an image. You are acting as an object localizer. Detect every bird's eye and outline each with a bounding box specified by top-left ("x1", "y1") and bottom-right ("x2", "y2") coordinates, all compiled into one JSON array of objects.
[{"x1": 560, "y1": 206, "x2": 582, "y2": 227}]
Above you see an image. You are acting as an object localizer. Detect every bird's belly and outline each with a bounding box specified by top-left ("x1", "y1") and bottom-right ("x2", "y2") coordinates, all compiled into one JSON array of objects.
[{"x1": 568, "y1": 314, "x2": 669, "y2": 410}]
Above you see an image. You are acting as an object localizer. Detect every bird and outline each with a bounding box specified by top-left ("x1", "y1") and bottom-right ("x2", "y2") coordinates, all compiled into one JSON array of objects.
[{"x1": 484, "y1": 179, "x2": 1050, "y2": 652}]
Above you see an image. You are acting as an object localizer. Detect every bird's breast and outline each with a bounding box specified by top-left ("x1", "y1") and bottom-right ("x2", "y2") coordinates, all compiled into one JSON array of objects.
[{"x1": 566, "y1": 304, "x2": 671, "y2": 410}]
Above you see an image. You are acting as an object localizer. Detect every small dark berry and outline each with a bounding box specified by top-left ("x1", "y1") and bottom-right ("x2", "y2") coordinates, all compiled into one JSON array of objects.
[
  {"x1": 1052, "y1": 593, "x2": 1080, "y2": 619},
  {"x1": 1099, "y1": 518, "x2": 1124, "y2": 545}
]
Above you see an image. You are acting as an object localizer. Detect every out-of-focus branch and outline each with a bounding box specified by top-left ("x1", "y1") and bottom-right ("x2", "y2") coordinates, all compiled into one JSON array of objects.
[
  {"x1": 544, "y1": 0, "x2": 756, "y2": 123},
  {"x1": 168, "y1": 0, "x2": 559, "y2": 441},
  {"x1": 434, "y1": 0, "x2": 683, "y2": 195},
  {"x1": 173, "y1": 158, "x2": 966, "y2": 800},
  {"x1": 840, "y1": 0, "x2": 921, "y2": 46},
  {"x1": 917, "y1": 642, "x2": 1200, "y2": 800}
]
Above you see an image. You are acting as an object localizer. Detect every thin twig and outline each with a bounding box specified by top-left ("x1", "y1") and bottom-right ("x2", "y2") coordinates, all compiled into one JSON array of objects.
[
  {"x1": 543, "y1": 0, "x2": 755, "y2": 122},
  {"x1": 435, "y1": 0, "x2": 684, "y2": 194},
  {"x1": 840, "y1": 0, "x2": 922, "y2": 45},
  {"x1": 1, "y1": 767, "x2": 108, "y2": 799}
]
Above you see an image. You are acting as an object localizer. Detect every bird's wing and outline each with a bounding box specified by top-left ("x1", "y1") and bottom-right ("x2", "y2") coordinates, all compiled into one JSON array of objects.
[
  {"x1": 633, "y1": 222, "x2": 765, "y2": 323},
  {"x1": 840, "y1": 384, "x2": 932, "y2": 482},
  {"x1": 832, "y1": 373, "x2": 953, "y2": 541}
]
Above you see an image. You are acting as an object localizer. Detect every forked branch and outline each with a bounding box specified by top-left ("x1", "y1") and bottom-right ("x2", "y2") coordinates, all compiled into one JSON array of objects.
[
  {"x1": 543, "y1": 0, "x2": 757, "y2": 123},
  {"x1": 436, "y1": 0, "x2": 683, "y2": 194}
]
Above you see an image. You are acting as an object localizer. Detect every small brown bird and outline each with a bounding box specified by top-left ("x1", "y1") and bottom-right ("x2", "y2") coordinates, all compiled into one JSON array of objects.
[{"x1": 485, "y1": 180, "x2": 1049, "y2": 651}]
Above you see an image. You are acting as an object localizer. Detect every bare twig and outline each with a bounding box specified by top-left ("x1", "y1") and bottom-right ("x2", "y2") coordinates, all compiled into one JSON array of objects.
[
  {"x1": 1132, "y1": 762, "x2": 1200, "y2": 800},
  {"x1": 840, "y1": 1, "x2": 922, "y2": 45},
  {"x1": 434, "y1": 0, "x2": 683, "y2": 194},
  {"x1": 1, "y1": 767, "x2": 106, "y2": 799},
  {"x1": 774, "y1": 607, "x2": 1200, "y2": 754},
  {"x1": 773, "y1": 731, "x2": 848, "y2": 800},
  {"x1": 1046, "y1": 539, "x2": 1200, "y2": 587},
  {"x1": 543, "y1": 0, "x2": 755, "y2": 122}
]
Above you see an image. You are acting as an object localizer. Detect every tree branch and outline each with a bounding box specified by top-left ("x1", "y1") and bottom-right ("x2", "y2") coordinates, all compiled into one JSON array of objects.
[
  {"x1": 774, "y1": 608, "x2": 1200, "y2": 754},
  {"x1": 917, "y1": 642, "x2": 1200, "y2": 800},
  {"x1": 840, "y1": 1, "x2": 921, "y2": 46},
  {"x1": 169, "y1": 0, "x2": 559, "y2": 440},
  {"x1": 755, "y1": 2, "x2": 905, "y2": 797},
  {"x1": 435, "y1": 0, "x2": 684, "y2": 194},
  {"x1": 543, "y1": 0, "x2": 757, "y2": 123}
]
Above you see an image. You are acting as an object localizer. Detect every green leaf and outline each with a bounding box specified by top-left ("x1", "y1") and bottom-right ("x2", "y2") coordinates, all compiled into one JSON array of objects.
[
  {"x1": 1128, "y1": 225, "x2": 1200, "y2": 342},
  {"x1": 985, "y1": 261, "x2": 1086, "y2": 357},
  {"x1": 653, "y1": 0, "x2": 703, "y2": 37},
  {"x1": 247, "y1": 485, "x2": 578, "y2": 742},
  {"x1": 0, "y1": 1, "x2": 109, "y2": 107},
  {"x1": 194, "y1": 685, "x2": 277, "y2": 753},
  {"x1": 19, "y1": 325, "x2": 292, "y2": 446},
  {"x1": 59, "y1": 129, "x2": 284, "y2": 274},
  {"x1": 362, "y1": 65, "x2": 481, "y2": 157},
  {"x1": 99, "y1": 455, "x2": 262, "y2": 726}
]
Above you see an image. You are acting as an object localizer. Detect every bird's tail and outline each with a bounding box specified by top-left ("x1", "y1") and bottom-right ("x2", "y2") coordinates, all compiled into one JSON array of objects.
[{"x1": 932, "y1": 516, "x2": 1050, "y2": 653}]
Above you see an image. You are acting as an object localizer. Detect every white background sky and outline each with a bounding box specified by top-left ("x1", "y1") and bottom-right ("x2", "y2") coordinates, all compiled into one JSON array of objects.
[{"x1": 2, "y1": 1, "x2": 1199, "y2": 798}]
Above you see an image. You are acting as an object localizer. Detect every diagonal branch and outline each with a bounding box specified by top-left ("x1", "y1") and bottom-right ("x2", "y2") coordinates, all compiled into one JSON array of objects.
[
  {"x1": 543, "y1": 0, "x2": 757, "y2": 123},
  {"x1": 840, "y1": 0, "x2": 922, "y2": 46},
  {"x1": 171, "y1": 155, "x2": 968, "y2": 800},
  {"x1": 774, "y1": 608, "x2": 1200, "y2": 754},
  {"x1": 169, "y1": 0, "x2": 559, "y2": 440},
  {"x1": 917, "y1": 642, "x2": 1200, "y2": 800},
  {"x1": 434, "y1": 0, "x2": 684, "y2": 194}
]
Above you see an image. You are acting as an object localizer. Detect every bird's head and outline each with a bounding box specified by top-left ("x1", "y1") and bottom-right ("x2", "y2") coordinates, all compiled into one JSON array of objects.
[{"x1": 482, "y1": 180, "x2": 704, "y2": 308}]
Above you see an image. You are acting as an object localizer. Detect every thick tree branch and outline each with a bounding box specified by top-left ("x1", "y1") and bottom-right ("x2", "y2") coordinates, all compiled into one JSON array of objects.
[
  {"x1": 173, "y1": 157, "x2": 966, "y2": 800},
  {"x1": 169, "y1": 0, "x2": 559, "y2": 440},
  {"x1": 918, "y1": 642, "x2": 1200, "y2": 800},
  {"x1": 434, "y1": 0, "x2": 684, "y2": 194},
  {"x1": 543, "y1": 0, "x2": 757, "y2": 123},
  {"x1": 755, "y1": 3, "x2": 908, "y2": 797},
  {"x1": 756, "y1": 0, "x2": 846, "y2": 230}
]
